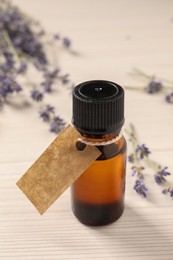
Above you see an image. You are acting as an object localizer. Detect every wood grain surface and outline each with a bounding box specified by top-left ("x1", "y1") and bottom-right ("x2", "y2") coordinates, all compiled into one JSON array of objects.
[{"x1": 0, "y1": 0, "x2": 173, "y2": 259}]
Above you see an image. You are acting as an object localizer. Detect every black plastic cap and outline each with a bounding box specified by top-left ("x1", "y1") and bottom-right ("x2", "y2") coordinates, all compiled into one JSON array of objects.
[{"x1": 72, "y1": 80, "x2": 125, "y2": 135}]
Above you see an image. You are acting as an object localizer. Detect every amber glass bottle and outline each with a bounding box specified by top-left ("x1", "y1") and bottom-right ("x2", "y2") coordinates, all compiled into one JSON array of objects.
[{"x1": 71, "y1": 80, "x2": 126, "y2": 226}]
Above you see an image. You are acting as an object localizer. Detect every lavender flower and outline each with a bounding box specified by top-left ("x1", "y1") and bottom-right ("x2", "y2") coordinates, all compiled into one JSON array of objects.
[
  {"x1": 134, "y1": 179, "x2": 148, "y2": 197},
  {"x1": 165, "y1": 92, "x2": 173, "y2": 103},
  {"x1": 31, "y1": 90, "x2": 43, "y2": 101},
  {"x1": 63, "y1": 37, "x2": 71, "y2": 48},
  {"x1": 39, "y1": 105, "x2": 55, "y2": 122},
  {"x1": 0, "y1": 8, "x2": 47, "y2": 65},
  {"x1": 54, "y1": 34, "x2": 71, "y2": 49},
  {"x1": 41, "y1": 68, "x2": 60, "y2": 92},
  {"x1": 0, "y1": 0, "x2": 73, "y2": 134},
  {"x1": 158, "y1": 167, "x2": 171, "y2": 176},
  {"x1": 50, "y1": 116, "x2": 66, "y2": 134},
  {"x1": 170, "y1": 188, "x2": 173, "y2": 197},
  {"x1": 0, "y1": 75, "x2": 22, "y2": 97},
  {"x1": 126, "y1": 124, "x2": 172, "y2": 199},
  {"x1": 2, "y1": 49, "x2": 15, "y2": 71},
  {"x1": 162, "y1": 187, "x2": 173, "y2": 197},
  {"x1": 131, "y1": 166, "x2": 144, "y2": 179},
  {"x1": 146, "y1": 81, "x2": 163, "y2": 94},
  {"x1": 60, "y1": 74, "x2": 69, "y2": 84},
  {"x1": 0, "y1": 45, "x2": 15, "y2": 73},
  {"x1": 41, "y1": 79, "x2": 53, "y2": 93},
  {"x1": 44, "y1": 68, "x2": 60, "y2": 79},
  {"x1": 131, "y1": 166, "x2": 138, "y2": 176},
  {"x1": 17, "y1": 62, "x2": 27, "y2": 74},
  {"x1": 14, "y1": 84, "x2": 22, "y2": 92},
  {"x1": 154, "y1": 175, "x2": 165, "y2": 184},
  {"x1": 136, "y1": 144, "x2": 151, "y2": 159},
  {"x1": 154, "y1": 167, "x2": 170, "y2": 184},
  {"x1": 128, "y1": 154, "x2": 134, "y2": 163},
  {"x1": 125, "y1": 69, "x2": 173, "y2": 105}
]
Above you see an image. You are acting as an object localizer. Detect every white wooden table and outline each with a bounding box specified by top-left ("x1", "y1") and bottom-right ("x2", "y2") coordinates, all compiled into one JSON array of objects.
[{"x1": 1, "y1": 0, "x2": 173, "y2": 259}]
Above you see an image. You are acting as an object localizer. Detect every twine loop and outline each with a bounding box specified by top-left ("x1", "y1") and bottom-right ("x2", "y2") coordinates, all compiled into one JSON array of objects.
[{"x1": 77, "y1": 131, "x2": 123, "y2": 146}]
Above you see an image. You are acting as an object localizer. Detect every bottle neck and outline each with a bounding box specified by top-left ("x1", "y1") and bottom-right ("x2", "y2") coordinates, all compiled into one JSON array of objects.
[
  {"x1": 79, "y1": 130, "x2": 123, "y2": 161},
  {"x1": 80, "y1": 130, "x2": 122, "y2": 142}
]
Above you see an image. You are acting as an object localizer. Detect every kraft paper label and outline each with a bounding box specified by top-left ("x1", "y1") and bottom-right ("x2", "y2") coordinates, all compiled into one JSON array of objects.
[{"x1": 17, "y1": 125, "x2": 101, "y2": 215}]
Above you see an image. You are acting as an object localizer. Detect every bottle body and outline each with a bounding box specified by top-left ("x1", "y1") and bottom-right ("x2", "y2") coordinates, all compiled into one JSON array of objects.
[{"x1": 71, "y1": 134, "x2": 126, "y2": 226}]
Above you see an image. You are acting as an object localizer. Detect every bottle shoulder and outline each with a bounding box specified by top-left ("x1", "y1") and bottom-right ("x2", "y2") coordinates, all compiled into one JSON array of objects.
[{"x1": 96, "y1": 135, "x2": 126, "y2": 161}]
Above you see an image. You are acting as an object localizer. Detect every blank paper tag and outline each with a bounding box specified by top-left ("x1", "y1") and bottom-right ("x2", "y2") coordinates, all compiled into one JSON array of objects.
[{"x1": 17, "y1": 125, "x2": 101, "y2": 215}]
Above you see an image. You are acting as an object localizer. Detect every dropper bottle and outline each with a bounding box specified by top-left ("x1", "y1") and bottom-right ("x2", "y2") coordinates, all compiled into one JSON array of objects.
[{"x1": 71, "y1": 80, "x2": 126, "y2": 226}]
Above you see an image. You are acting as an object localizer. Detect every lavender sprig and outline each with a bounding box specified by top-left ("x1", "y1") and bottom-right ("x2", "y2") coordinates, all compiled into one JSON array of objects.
[
  {"x1": 0, "y1": 0, "x2": 74, "y2": 134},
  {"x1": 125, "y1": 124, "x2": 148, "y2": 197},
  {"x1": 165, "y1": 92, "x2": 173, "y2": 103},
  {"x1": 134, "y1": 179, "x2": 148, "y2": 198},
  {"x1": 124, "y1": 69, "x2": 173, "y2": 104},
  {"x1": 136, "y1": 144, "x2": 151, "y2": 159},
  {"x1": 0, "y1": 75, "x2": 22, "y2": 98},
  {"x1": 154, "y1": 167, "x2": 171, "y2": 184},
  {"x1": 39, "y1": 105, "x2": 55, "y2": 122},
  {"x1": 39, "y1": 104, "x2": 66, "y2": 134},
  {"x1": 162, "y1": 187, "x2": 173, "y2": 197},
  {"x1": 50, "y1": 116, "x2": 66, "y2": 134},
  {"x1": 126, "y1": 124, "x2": 173, "y2": 198}
]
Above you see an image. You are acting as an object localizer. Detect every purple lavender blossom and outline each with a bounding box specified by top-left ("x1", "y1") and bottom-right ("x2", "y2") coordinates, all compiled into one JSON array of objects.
[
  {"x1": 154, "y1": 175, "x2": 165, "y2": 184},
  {"x1": 134, "y1": 179, "x2": 148, "y2": 197},
  {"x1": 14, "y1": 85, "x2": 22, "y2": 92},
  {"x1": 39, "y1": 105, "x2": 55, "y2": 122},
  {"x1": 131, "y1": 167, "x2": 137, "y2": 176},
  {"x1": 128, "y1": 154, "x2": 134, "y2": 163},
  {"x1": 44, "y1": 68, "x2": 60, "y2": 79},
  {"x1": 146, "y1": 81, "x2": 163, "y2": 94},
  {"x1": 136, "y1": 144, "x2": 151, "y2": 159},
  {"x1": 60, "y1": 74, "x2": 69, "y2": 84},
  {"x1": 0, "y1": 75, "x2": 22, "y2": 97},
  {"x1": 165, "y1": 92, "x2": 173, "y2": 103},
  {"x1": 131, "y1": 166, "x2": 144, "y2": 179},
  {"x1": 41, "y1": 68, "x2": 60, "y2": 92},
  {"x1": 162, "y1": 187, "x2": 173, "y2": 197},
  {"x1": 0, "y1": 1, "x2": 73, "y2": 134},
  {"x1": 154, "y1": 167, "x2": 170, "y2": 184},
  {"x1": 63, "y1": 37, "x2": 71, "y2": 48},
  {"x1": 1, "y1": 48, "x2": 15, "y2": 73},
  {"x1": 0, "y1": 76, "x2": 12, "y2": 96},
  {"x1": 50, "y1": 116, "x2": 66, "y2": 134},
  {"x1": 17, "y1": 62, "x2": 27, "y2": 74},
  {"x1": 31, "y1": 90, "x2": 43, "y2": 101},
  {"x1": 157, "y1": 167, "x2": 171, "y2": 177},
  {"x1": 169, "y1": 188, "x2": 173, "y2": 197},
  {"x1": 0, "y1": 9, "x2": 47, "y2": 65},
  {"x1": 41, "y1": 79, "x2": 53, "y2": 93}
]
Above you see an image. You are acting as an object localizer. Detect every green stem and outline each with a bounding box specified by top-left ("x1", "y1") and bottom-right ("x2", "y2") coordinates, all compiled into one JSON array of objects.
[
  {"x1": 2, "y1": 31, "x2": 21, "y2": 64},
  {"x1": 134, "y1": 68, "x2": 154, "y2": 79},
  {"x1": 48, "y1": 38, "x2": 58, "y2": 67},
  {"x1": 125, "y1": 125, "x2": 141, "y2": 167},
  {"x1": 131, "y1": 68, "x2": 173, "y2": 86}
]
